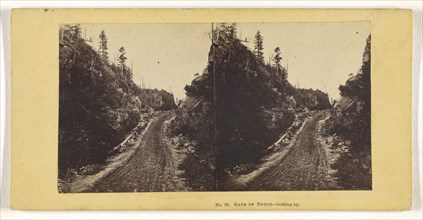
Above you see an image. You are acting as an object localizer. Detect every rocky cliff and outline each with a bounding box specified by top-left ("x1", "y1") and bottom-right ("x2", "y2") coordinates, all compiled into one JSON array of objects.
[{"x1": 324, "y1": 35, "x2": 371, "y2": 189}]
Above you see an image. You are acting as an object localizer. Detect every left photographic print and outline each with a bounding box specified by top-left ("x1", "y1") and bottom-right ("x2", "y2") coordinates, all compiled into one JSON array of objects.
[{"x1": 58, "y1": 24, "x2": 212, "y2": 193}]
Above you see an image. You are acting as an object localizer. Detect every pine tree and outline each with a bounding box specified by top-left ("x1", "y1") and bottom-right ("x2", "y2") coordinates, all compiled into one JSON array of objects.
[
  {"x1": 98, "y1": 30, "x2": 109, "y2": 61},
  {"x1": 253, "y1": 31, "x2": 264, "y2": 62},
  {"x1": 273, "y1": 47, "x2": 282, "y2": 71},
  {"x1": 118, "y1": 47, "x2": 128, "y2": 80},
  {"x1": 118, "y1": 47, "x2": 127, "y2": 66}
]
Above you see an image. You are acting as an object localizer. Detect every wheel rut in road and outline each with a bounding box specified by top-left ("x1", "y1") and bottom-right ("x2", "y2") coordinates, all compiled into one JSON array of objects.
[
  {"x1": 247, "y1": 112, "x2": 335, "y2": 191},
  {"x1": 91, "y1": 114, "x2": 178, "y2": 192}
]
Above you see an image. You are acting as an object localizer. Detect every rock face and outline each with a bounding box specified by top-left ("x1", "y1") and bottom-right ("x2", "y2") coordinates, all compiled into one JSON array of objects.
[
  {"x1": 293, "y1": 88, "x2": 332, "y2": 110},
  {"x1": 171, "y1": 95, "x2": 216, "y2": 190},
  {"x1": 138, "y1": 88, "x2": 177, "y2": 111},
  {"x1": 329, "y1": 35, "x2": 371, "y2": 140},
  {"x1": 211, "y1": 36, "x2": 299, "y2": 168},
  {"x1": 325, "y1": 35, "x2": 371, "y2": 189},
  {"x1": 174, "y1": 96, "x2": 214, "y2": 141}
]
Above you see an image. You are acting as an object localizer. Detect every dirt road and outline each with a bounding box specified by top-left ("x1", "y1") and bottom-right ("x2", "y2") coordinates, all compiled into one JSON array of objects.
[
  {"x1": 89, "y1": 113, "x2": 182, "y2": 192},
  {"x1": 247, "y1": 112, "x2": 337, "y2": 191}
]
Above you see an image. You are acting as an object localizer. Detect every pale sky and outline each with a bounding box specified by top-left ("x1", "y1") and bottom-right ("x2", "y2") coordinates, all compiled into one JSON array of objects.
[{"x1": 79, "y1": 22, "x2": 369, "y2": 100}]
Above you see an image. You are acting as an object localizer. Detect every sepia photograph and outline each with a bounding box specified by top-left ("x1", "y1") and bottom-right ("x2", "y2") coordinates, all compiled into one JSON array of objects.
[{"x1": 57, "y1": 22, "x2": 371, "y2": 193}]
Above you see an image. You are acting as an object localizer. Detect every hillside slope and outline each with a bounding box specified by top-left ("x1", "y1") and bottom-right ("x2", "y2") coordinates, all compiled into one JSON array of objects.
[{"x1": 58, "y1": 25, "x2": 176, "y2": 179}]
